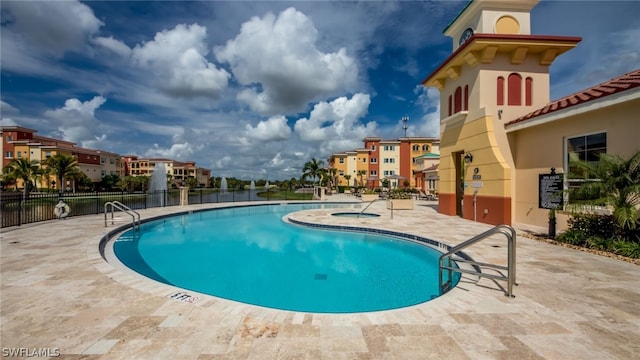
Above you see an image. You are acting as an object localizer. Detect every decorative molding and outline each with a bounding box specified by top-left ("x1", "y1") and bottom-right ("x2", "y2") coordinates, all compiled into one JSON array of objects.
[
  {"x1": 540, "y1": 48, "x2": 558, "y2": 65},
  {"x1": 510, "y1": 47, "x2": 528, "y2": 64}
]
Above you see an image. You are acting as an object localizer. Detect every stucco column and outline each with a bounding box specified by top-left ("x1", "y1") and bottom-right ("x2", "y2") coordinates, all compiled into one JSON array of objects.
[{"x1": 179, "y1": 187, "x2": 188, "y2": 206}]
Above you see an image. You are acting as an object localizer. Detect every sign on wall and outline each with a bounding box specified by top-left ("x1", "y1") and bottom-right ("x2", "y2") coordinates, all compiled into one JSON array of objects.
[{"x1": 539, "y1": 173, "x2": 564, "y2": 209}]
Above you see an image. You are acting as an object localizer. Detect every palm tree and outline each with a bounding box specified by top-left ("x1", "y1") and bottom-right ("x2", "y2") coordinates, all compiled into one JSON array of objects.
[
  {"x1": 3, "y1": 158, "x2": 40, "y2": 197},
  {"x1": 327, "y1": 168, "x2": 338, "y2": 190},
  {"x1": 572, "y1": 150, "x2": 640, "y2": 230},
  {"x1": 44, "y1": 154, "x2": 80, "y2": 193},
  {"x1": 357, "y1": 170, "x2": 367, "y2": 187},
  {"x1": 302, "y1": 158, "x2": 326, "y2": 186}
]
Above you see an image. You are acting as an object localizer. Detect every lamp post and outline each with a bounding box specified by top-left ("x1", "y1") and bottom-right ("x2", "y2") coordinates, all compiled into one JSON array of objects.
[{"x1": 401, "y1": 116, "x2": 409, "y2": 137}]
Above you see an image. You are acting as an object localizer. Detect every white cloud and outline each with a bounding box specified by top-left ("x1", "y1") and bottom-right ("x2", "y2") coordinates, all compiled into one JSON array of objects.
[
  {"x1": 1, "y1": 101, "x2": 19, "y2": 114},
  {"x1": 131, "y1": 24, "x2": 230, "y2": 98},
  {"x1": 144, "y1": 142, "x2": 205, "y2": 160},
  {"x1": 245, "y1": 115, "x2": 291, "y2": 142},
  {"x1": 43, "y1": 96, "x2": 108, "y2": 147},
  {"x1": 93, "y1": 36, "x2": 132, "y2": 58},
  {"x1": 1, "y1": 1, "x2": 103, "y2": 57},
  {"x1": 294, "y1": 93, "x2": 376, "y2": 154},
  {"x1": 215, "y1": 7, "x2": 359, "y2": 115},
  {"x1": 414, "y1": 86, "x2": 440, "y2": 138}
]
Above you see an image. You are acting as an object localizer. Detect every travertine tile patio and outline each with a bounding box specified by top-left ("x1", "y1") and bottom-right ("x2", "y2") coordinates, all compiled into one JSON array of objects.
[{"x1": 1, "y1": 197, "x2": 638, "y2": 359}]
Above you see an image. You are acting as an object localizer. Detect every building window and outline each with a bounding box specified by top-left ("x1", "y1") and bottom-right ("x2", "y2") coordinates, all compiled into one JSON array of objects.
[
  {"x1": 566, "y1": 132, "x2": 607, "y2": 200},
  {"x1": 5, "y1": 151, "x2": 13, "y2": 158},
  {"x1": 101, "y1": 158, "x2": 105, "y2": 164},
  {"x1": 497, "y1": 76, "x2": 505, "y2": 106},
  {"x1": 6, "y1": 135, "x2": 13, "y2": 141},
  {"x1": 412, "y1": 145, "x2": 419, "y2": 151},
  {"x1": 17, "y1": 151, "x2": 22, "y2": 158},
  {"x1": 525, "y1": 77, "x2": 533, "y2": 106},
  {"x1": 370, "y1": 170, "x2": 377, "y2": 176},
  {"x1": 371, "y1": 145, "x2": 376, "y2": 151},
  {"x1": 339, "y1": 158, "x2": 344, "y2": 164},
  {"x1": 454, "y1": 86, "x2": 462, "y2": 113},
  {"x1": 370, "y1": 158, "x2": 377, "y2": 164},
  {"x1": 422, "y1": 145, "x2": 429, "y2": 151},
  {"x1": 412, "y1": 157, "x2": 417, "y2": 164},
  {"x1": 448, "y1": 95, "x2": 452, "y2": 116},
  {"x1": 383, "y1": 145, "x2": 395, "y2": 151},
  {"x1": 508, "y1": 73, "x2": 522, "y2": 105},
  {"x1": 339, "y1": 170, "x2": 344, "y2": 176},
  {"x1": 45, "y1": 151, "x2": 51, "y2": 158},
  {"x1": 362, "y1": 158, "x2": 367, "y2": 163},
  {"x1": 464, "y1": 85, "x2": 469, "y2": 111}
]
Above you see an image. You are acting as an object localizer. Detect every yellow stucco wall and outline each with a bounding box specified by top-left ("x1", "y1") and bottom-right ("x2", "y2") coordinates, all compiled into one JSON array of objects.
[
  {"x1": 440, "y1": 114, "x2": 512, "y2": 198},
  {"x1": 509, "y1": 97, "x2": 640, "y2": 232}
]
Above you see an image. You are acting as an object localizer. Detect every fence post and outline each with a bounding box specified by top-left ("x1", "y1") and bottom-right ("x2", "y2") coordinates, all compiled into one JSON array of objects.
[
  {"x1": 144, "y1": 192, "x2": 147, "y2": 209},
  {"x1": 95, "y1": 191, "x2": 100, "y2": 214},
  {"x1": 18, "y1": 196, "x2": 23, "y2": 226}
]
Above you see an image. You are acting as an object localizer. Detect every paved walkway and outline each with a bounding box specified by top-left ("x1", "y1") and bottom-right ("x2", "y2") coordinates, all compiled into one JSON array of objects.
[{"x1": 1, "y1": 198, "x2": 639, "y2": 359}]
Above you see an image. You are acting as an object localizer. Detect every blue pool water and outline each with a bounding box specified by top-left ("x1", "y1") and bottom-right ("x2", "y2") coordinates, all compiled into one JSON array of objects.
[{"x1": 113, "y1": 203, "x2": 459, "y2": 313}]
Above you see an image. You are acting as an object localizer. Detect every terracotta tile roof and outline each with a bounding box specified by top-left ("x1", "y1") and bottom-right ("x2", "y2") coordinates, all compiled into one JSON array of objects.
[{"x1": 505, "y1": 68, "x2": 640, "y2": 127}]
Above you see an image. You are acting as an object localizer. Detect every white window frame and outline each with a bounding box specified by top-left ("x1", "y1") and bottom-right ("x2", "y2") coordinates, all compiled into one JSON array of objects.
[{"x1": 564, "y1": 131, "x2": 607, "y2": 207}]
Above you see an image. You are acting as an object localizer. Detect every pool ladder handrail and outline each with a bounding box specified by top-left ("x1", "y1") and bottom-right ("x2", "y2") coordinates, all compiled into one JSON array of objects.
[
  {"x1": 358, "y1": 199, "x2": 380, "y2": 218},
  {"x1": 104, "y1": 201, "x2": 140, "y2": 230},
  {"x1": 439, "y1": 224, "x2": 516, "y2": 297}
]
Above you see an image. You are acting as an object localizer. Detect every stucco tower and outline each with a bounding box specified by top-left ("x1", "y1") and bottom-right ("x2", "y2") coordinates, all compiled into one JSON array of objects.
[{"x1": 422, "y1": 0, "x2": 580, "y2": 225}]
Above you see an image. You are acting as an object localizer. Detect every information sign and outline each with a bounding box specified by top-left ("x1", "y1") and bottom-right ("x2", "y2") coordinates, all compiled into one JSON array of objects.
[{"x1": 539, "y1": 173, "x2": 563, "y2": 209}]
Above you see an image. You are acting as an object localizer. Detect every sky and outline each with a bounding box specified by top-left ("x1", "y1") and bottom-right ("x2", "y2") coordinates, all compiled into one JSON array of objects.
[{"x1": 1, "y1": 1, "x2": 639, "y2": 181}]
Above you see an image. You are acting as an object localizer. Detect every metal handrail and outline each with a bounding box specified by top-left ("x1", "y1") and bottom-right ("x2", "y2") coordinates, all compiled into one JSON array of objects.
[
  {"x1": 439, "y1": 224, "x2": 516, "y2": 297},
  {"x1": 358, "y1": 199, "x2": 380, "y2": 218},
  {"x1": 104, "y1": 201, "x2": 140, "y2": 230}
]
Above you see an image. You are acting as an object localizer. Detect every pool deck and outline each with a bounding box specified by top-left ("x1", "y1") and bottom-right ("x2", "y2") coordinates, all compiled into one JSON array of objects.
[{"x1": 1, "y1": 196, "x2": 639, "y2": 359}]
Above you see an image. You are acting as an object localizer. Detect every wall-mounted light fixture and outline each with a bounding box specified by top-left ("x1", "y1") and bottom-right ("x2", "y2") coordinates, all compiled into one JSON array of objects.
[
  {"x1": 463, "y1": 152, "x2": 473, "y2": 164},
  {"x1": 498, "y1": 109, "x2": 503, "y2": 120}
]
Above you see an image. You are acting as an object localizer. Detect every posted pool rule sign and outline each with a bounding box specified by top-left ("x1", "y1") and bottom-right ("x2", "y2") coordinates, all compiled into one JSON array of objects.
[{"x1": 539, "y1": 172, "x2": 563, "y2": 209}]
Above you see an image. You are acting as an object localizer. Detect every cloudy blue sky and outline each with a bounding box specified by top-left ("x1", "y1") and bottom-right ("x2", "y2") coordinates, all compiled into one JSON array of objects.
[{"x1": 1, "y1": 1, "x2": 639, "y2": 180}]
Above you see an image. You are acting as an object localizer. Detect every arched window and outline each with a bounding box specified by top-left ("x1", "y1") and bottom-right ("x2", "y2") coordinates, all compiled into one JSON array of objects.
[
  {"x1": 497, "y1": 76, "x2": 505, "y2": 106},
  {"x1": 464, "y1": 85, "x2": 469, "y2": 111},
  {"x1": 508, "y1": 73, "x2": 522, "y2": 106},
  {"x1": 448, "y1": 95, "x2": 452, "y2": 116},
  {"x1": 454, "y1": 87, "x2": 462, "y2": 113},
  {"x1": 422, "y1": 145, "x2": 429, "y2": 151},
  {"x1": 525, "y1": 77, "x2": 533, "y2": 106}
]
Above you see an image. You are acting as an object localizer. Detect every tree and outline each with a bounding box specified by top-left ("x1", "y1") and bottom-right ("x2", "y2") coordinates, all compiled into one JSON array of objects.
[
  {"x1": 344, "y1": 175, "x2": 351, "y2": 188},
  {"x1": 45, "y1": 154, "x2": 80, "y2": 193},
  {"x1": 3, "y1": 158, "x2": 40, "y2": 197},
  {"x1": 572, "y1": 150, "x2": 640, "y2": 231},
  {"x1": 186, "y1": 177, "x2": 200, "y2": 189},
  {"x1": 357, "y1": 170, "x2": 367, "y2": 187},
  {"x1": 327, "y1": 168, "x2": 338, "y2": 189},
  {"x1": 100, "y1": 174, "x2": 121, "y2": 191},
  {"x1": 302, "y1": 158, "x2": 326, "y2": 186}
]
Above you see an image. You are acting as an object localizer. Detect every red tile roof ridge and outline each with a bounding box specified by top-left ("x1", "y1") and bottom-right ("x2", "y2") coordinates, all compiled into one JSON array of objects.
[{"x1": 506, "y1": 68, "x2": 640, "y2": 127}]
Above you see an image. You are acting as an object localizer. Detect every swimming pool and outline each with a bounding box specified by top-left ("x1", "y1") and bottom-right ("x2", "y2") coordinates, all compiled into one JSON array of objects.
[{"x1": 112, "y1": 203, "x2": 459, "y2": 313}]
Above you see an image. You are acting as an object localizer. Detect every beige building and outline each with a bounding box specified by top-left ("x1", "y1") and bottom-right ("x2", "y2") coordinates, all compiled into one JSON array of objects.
[
  {"x1": 1, "y1": 125, "x2": 123, "y2": 190},
  {"x1": 422, "y1": 0, "x2": 639, "y2": 231}
]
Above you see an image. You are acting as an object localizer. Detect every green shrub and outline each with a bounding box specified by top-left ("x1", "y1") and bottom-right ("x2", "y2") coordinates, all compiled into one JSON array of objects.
[
  {"x1": 585, "y1": 236, "x2": 613, "y2": 251},
  {"x1": 556, "y1": 229, "x2": 587, "y2": 246},
  {"x1": 566, "y1": 213, "x2": 619, "y2": 238},
  {"x1": 611, "y1": 240, "x2": 640, "y2": 258}
]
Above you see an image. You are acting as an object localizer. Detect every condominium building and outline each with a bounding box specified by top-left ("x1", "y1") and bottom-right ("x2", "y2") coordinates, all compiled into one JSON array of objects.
[
  {"x1": 1, "y1": 125, "x2": 122, "y2": 190},
  {"x1": 1, "y1": 125, "x2": 210, "y2": 190},
  {"x1": 329, "y1": 136, "x2": 440, "y2": 189},
  {"x1": 122, "y1": 156, "x2": 210, "y2": 187}
]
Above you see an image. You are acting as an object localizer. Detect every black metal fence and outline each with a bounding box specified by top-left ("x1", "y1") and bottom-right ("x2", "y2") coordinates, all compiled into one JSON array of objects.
[{"x1": 1, "y1": 189, "x2": 303, "y2": 228}]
